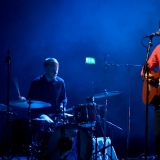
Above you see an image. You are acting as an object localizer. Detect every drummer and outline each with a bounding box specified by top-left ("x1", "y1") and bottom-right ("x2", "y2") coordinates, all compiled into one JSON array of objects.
[{"x1": 20, "y1": 57, "x2": 67, "y2": 122}]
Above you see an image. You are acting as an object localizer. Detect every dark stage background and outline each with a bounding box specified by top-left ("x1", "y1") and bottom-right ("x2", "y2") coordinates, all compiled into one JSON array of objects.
[{"x1": 0, "y1": 0, "x2": 160, "y2": 159}]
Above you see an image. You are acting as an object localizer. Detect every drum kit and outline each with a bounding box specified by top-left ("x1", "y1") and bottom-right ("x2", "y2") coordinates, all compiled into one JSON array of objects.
[{"x1": 0, "y1": 91, "x2": 121, "y2": 160}]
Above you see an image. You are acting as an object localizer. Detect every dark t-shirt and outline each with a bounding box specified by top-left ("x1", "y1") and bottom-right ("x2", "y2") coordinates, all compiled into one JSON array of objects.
[{"x1": 27, "y1": 75, "x2": 67, "y2": 117}]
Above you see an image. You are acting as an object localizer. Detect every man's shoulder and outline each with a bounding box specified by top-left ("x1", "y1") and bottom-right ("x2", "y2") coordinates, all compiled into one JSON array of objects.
[
  {"x1": 55, "y1": 76, "x2": 65, "y2": 83},
  {"x1": 32, "y1": 75, "x2": 44, "y2": 83}
]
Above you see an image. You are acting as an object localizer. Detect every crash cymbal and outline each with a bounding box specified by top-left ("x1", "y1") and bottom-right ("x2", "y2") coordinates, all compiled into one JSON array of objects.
[
  {"x1": 94, "y1": 91, "x2": 121, "y2": 98},
  {"x1": 9, "y1": 100, "x2": 51, "y2": 108},
  {"x1": 0, "y1": 104, "x2": 12, "y2": 111}
]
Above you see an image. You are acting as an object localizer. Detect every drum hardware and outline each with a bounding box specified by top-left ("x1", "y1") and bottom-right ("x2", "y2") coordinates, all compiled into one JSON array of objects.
[
  {"x1": 31, "y1": 123, "x2": 92, "y2": 159},
  {"x1": 47, "y1": 123, "x2": 92, "y2": 160},
  {"x1": 91, "y1": 101, "x2": 106, "y2": 160},
  {"x1": 9, "y1": 99, "x2": 51, "y2": 159},
  {"x1": 58, "y1": 150, "x2": 72, "y2": 160},
  {"x1": 48, "y1": 113, "x2": 73, "y2": 118},
  {"x1": 48, "y1": 112, "x2": 73, "y2": 126},
  {"x1": 30, "y1": 101, "x2": 101, "y2": 159},
  {"x1": 102, "y1": 118, "x2": 122, "y2": 160},
  {"x1": 57, "y1": 102, "x2": 72, "y2": 159},
  {"x1": 89, "y1": 90, "x2": 120, "y2": 160},
  {"x1": 84, "y1": 95, "x2": 106, "y2": 160}
]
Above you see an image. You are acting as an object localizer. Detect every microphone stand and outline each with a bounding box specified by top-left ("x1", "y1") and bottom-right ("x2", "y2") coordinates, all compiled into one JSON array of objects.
[
  {"x1": 142, "y1": 36, "x2": 153, "y2": 160},
  {"x1": 125, "y1": 64, "x2": 141, "y2": 159},
  {"x1": 2, "y1": 49, "x2": 19, "y2": 160},
  {"x1": 1, "y1": 50, "x2": 20, "y2": 160},
  {"x1": 6, "y1": 49, "x2": 11, "y2": 160},
  {"x1": 105, "y1": 62, "x2": 141, "y2": 159}
]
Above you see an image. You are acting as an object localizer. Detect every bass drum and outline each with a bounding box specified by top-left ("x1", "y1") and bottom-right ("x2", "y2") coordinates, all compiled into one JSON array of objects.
[{"x1": 47, "y1": 123, "x2": 93, "y2": 160}]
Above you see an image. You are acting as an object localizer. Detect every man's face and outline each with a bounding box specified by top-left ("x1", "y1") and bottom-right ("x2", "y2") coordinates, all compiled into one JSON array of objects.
[{"x1": 45, "y1": 63, "x2": 59, "y2": 80}]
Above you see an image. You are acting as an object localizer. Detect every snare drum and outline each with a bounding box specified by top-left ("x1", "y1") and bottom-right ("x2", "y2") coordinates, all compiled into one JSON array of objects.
[
  {"x1": 73, "y1": 103, "x2": 99, "y2": 128},
  {"x1": 32, "y1": 118, "x2": 54, "y2": 131},
  {"x1": 34, "y1": 123, "x2": 93, "y2": 160}
]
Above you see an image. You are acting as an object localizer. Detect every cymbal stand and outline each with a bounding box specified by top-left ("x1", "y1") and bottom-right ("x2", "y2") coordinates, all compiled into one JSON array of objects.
[
  {"x1": 57, "y1": 102, "x2": 70, "y2": 159},
  {"x1": 91, "y1": 100, "x2": 106, "y2": 160},
  {"x1": 103, "y1": 90, "x2": 108, "y2": 160},
  {"x1": 103, "y1": 118, "x2": 123, "y2": 159},
  {"x1": 27, "y1": 99, "x2": 32, "y2": 160}
]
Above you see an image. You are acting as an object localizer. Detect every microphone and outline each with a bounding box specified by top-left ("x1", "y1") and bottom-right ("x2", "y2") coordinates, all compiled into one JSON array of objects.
[{"x1": 145, "y1": 31, "x2": 160, "y2": 38}]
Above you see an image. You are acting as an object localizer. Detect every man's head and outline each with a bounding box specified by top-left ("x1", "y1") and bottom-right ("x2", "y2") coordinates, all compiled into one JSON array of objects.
[{"x1": 44, "y1": 58, "x2": 59, "y2": 81}]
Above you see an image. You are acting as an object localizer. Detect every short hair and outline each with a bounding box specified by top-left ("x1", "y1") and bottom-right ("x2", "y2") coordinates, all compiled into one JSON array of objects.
[{"x1": 44, "y1": 58, "x2": 59, "y2": 67}]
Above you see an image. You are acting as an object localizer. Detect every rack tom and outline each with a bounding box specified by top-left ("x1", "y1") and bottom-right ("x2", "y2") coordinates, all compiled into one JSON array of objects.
[{"x1": 73, "y1": 103, "x2": 99, "y2": 128}]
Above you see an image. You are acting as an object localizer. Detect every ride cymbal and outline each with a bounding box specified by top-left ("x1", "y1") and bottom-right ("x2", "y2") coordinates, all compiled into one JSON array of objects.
[
  {"x1": 94, "y1": 91, "x2": 121, "y2": 98},
  {"x1": 9, "y1": 100, "x2": 51, "y2": 108}
]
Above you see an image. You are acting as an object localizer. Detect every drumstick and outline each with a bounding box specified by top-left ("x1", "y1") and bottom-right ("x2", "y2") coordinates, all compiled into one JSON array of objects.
[{"x1": 13, "y1": 77, "x2": 20, "y2": 97}]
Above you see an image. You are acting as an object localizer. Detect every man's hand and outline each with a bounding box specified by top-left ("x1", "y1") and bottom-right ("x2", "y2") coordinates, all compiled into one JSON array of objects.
[
  {"x1": 60, "y1": 104, "x2": 66, "y2": 111},
  {"x1": 143, "y1": 73, "x2": 154, "y2": 79},
  {"x1": 19, "y1": 96, "x2": 26, "y2": 100},
  {"x1": 141, "y1": 73, "x2": 154, "y2": 82}
]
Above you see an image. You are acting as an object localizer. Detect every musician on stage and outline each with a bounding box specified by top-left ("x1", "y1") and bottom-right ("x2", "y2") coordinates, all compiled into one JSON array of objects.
[
  {"x1": 20, "y1": 57, "x2": 67, "y2": 120},
  {"x1": 141, "y1": 44, "x2": 160, "y2": 159}
]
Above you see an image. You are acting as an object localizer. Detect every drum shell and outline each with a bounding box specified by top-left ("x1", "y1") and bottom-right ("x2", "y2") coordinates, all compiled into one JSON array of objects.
[
  {"x1": 9, "y1": 119, "x2": 28, "y2": 154},
  {"x1": 73, "y1": 104, "x2": 99, "y2": 127},
  {"x1": 35, "y1": 123, "x2": 93, "y2": 160}
]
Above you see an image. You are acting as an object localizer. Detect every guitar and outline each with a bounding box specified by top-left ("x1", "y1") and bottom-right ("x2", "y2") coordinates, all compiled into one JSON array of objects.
[{"x1": 142, "y1": 71, "x2": 160, "y2": 105}]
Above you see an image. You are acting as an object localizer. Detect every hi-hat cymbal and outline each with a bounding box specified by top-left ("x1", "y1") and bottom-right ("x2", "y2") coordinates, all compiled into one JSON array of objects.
[
  {"x1": 64, "y1": 113, "x2": 73, "y2": 117},
  {"x1": 0, "y1": 104, "x2": 12, "y2": 111},
  {"x1": 49, "y1": 113, "x2": 73, "y2": 117},
  {"x1": 9, "y1": 100, "x2": 51, "y2": 108},
  {"x1": 65, "y1": 108, "x2": 73, "y2": 112},
  {"x1": 94, "y1": 91, "x2": 121, "y2": 98}
]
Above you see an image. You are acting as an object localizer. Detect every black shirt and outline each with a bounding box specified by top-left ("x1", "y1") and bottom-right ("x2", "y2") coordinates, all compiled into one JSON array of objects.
[{"x1": 27, "y1": 75, "x2": 67, "y2": 117}]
